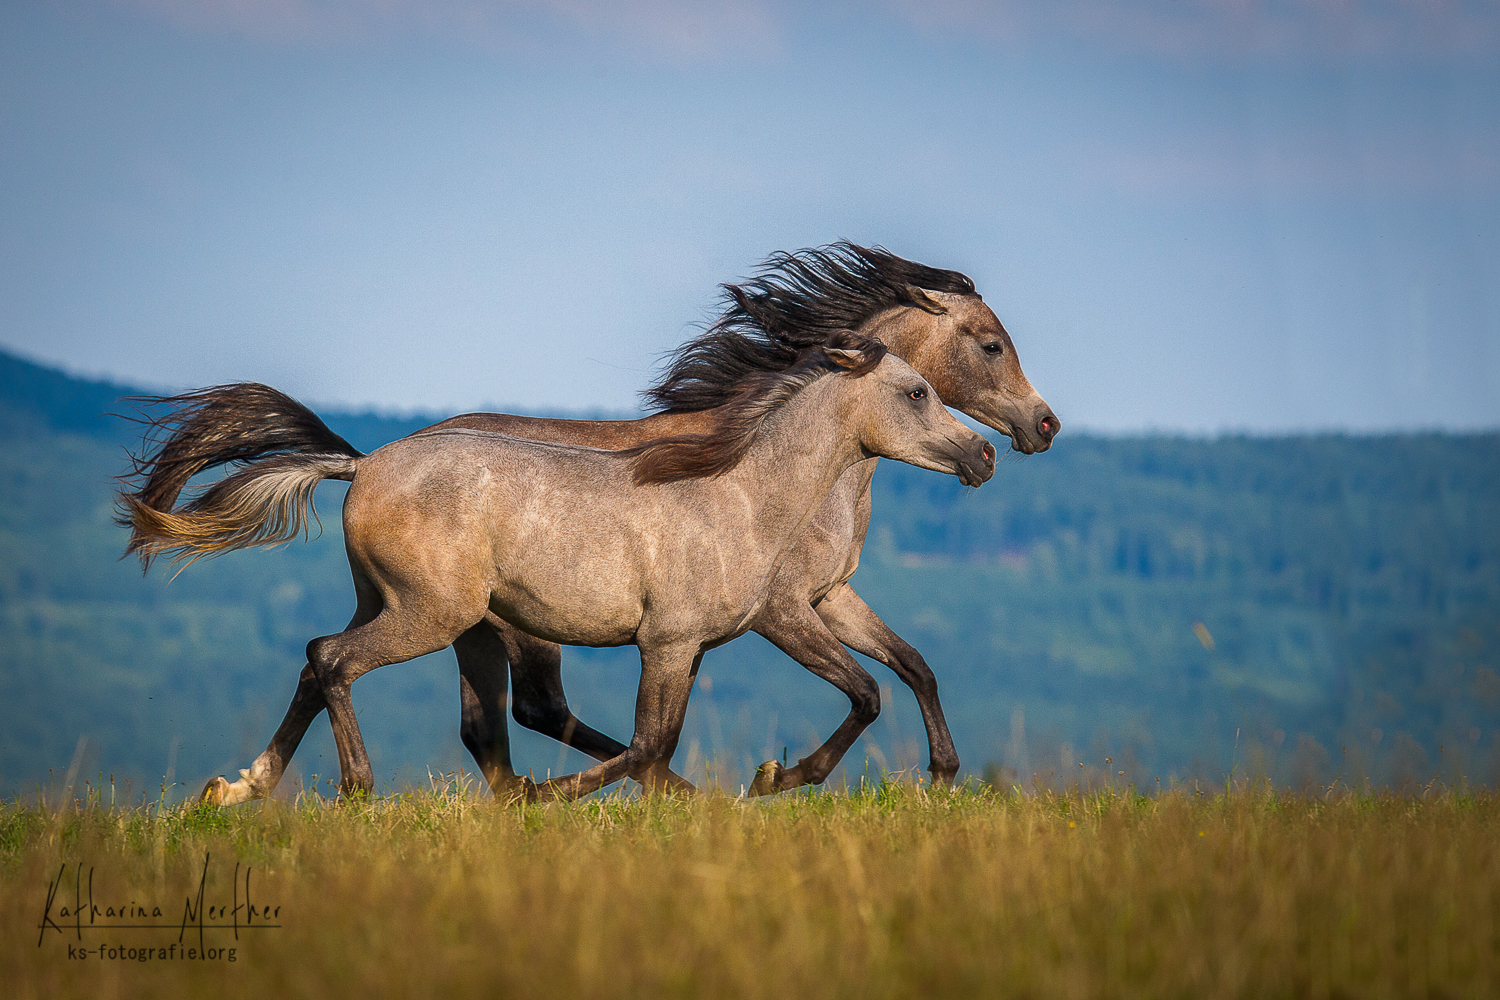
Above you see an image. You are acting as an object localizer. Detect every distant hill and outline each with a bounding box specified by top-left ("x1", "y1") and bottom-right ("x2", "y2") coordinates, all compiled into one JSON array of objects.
[
  {"x1": 0, "y1": 347, "x2": 513, "y2": 452},
  {"x1": 0, "y1": 350, "x2": 143, "y2": 441},
  {"x1": 1, "y1": 348, "x2": 1496, "y2": 800}
]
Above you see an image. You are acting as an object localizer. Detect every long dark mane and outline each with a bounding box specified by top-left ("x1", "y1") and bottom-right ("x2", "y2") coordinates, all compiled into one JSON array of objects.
[
  {"x1": 629, "y1": 330, "x2": 887, "y2": 486},
  {"x1": 644, "y1": 242, "x2": 973, "y2": 413}
]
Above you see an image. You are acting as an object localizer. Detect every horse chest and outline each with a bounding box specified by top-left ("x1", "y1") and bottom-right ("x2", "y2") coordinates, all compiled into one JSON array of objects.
[{"x1": 775, "y1": 484, "x2": 873, "y2": 602}]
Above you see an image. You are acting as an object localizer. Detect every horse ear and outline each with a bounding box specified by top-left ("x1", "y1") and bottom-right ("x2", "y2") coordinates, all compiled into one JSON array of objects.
[
  {"x1": 824, "y1": 347, "x2": 866, "y2": 370},
  {"x1": 904, "y1": 285, "x2": 949, "y2": 315}
]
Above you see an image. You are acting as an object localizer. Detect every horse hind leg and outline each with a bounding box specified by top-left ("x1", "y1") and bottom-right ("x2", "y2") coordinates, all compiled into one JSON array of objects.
[
  {"x1": 312, "y1": 601, "x2": 481, "y2": 799},
  {"x1": 455, "y1": 619, "x2": 525, "y2": 797},
  {"x1": 202, "y1": 663, "x2": 328, "y2": 806},
  {"x1": 202, "y1": 589, "x2": 385, "y2": 806}
]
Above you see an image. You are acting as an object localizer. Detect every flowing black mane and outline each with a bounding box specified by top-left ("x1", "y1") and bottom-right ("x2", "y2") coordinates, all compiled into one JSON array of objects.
[
  {"x1": 629, "y1": 330, "x2": 887, "y2": 486},
  {"x1": 644, "y1": 242, "x2": 974, "y2": 413}
]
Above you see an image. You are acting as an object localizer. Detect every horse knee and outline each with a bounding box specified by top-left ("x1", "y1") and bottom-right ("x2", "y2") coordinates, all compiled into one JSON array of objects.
[
  {"x1": 306, "y1": 636, "x2": 342, "y2": 682},
  {"x1": 904, "y1": 658, "x2": 939, "y2": 703},
  {"x1": 626, "y1": 751, "x2": 675, "y2": 787},
  {"x1": 630, "y1": 758, "x2": 679, "y2": 793},
  {"x1": 625, "y1": 726, "x2": 679, "y2": 769},
  {"x1": 850, "y1": 676, "x2": 881, "y2": 725}
]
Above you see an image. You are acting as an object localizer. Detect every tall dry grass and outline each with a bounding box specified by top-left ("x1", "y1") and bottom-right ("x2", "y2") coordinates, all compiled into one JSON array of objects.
[{"x1": 4, "y1": 777, "x2": 1496, "y2": 999}]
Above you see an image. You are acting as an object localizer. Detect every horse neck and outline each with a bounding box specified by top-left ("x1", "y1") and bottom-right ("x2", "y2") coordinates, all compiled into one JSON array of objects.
[{"x1": 717, "y1": 376, "x2": 868, "y2": 553}]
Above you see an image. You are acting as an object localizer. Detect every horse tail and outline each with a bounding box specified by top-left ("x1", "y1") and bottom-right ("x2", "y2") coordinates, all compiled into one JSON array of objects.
[{"x1": 116, "y1": 382, "x2": 364, "y2": 569}]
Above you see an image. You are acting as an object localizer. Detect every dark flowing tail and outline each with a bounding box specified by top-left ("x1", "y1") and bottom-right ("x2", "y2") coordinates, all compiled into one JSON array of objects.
[{"x1": 116, "y1": 383, "x2": 364, "y2": 569}]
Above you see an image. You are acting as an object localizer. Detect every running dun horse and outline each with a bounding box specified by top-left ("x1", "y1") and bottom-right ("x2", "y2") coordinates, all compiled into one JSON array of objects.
[
  {"x1": 121, "y1": 334, "x2": 994, "y2": 801},
  {"x1": 123, "y1": 243, "x2": 1057, "y2": 801}
]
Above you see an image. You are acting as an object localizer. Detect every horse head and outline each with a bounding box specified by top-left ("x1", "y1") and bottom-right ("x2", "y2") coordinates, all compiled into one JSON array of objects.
[
  {"x1": 862, "y1": 287, "x2": 1060, "y2": 455},
  {"x1": 823, "y1": 332, "x2": 995, "y2": 488}
]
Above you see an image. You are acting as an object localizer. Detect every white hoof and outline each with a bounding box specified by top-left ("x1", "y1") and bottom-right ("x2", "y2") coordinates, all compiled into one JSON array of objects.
[{"x1": 200, "y1": 774, "x2": 257, "y2": 806}]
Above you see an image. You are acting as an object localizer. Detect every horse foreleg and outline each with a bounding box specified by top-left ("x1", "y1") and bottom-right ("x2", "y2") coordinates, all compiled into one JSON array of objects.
[
  {"x1": 202, "y1": 663, "x2": 327, "y2": 806},
  {"x1": 501, "y1": 619, "x2": 695, "y2": 793},
  {"x1": 531, "y1": 646, "x2": 702, "y2": 802},
  {"x1": 748, "y1": 595, "x2": 881, "y2": 795},
  {"x1": 504, "y1": 624, "x2": 623, "y2": 759},
  {"x1": 815, "y1": 583, "x2": 959, "y2": 786}
]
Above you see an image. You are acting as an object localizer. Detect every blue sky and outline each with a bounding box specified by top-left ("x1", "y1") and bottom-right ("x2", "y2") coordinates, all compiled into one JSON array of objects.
[{"x1": 2, "y1": 1, "x2": 1496, "y2": 432}]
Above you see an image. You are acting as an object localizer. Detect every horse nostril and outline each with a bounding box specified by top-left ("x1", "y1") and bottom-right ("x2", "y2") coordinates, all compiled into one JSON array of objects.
[
  {"x1": 982, "y1": 443, "x2": 994, "y2": 463},
  {"x1": 1038, "y1": 414, "x2": 1058, "y2": 441}
]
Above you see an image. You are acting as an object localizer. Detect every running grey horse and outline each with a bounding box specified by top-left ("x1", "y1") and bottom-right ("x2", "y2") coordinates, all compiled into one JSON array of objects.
[
  {"x1": 122, "y1": 243, "x2": 1057, "y2": 801},
  {"x1": 120, "y1": 334, "x2": 994, "y2": 801}
]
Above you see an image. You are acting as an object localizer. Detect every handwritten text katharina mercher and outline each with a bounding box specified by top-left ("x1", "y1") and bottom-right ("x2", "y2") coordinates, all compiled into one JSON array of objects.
[{"x1": 37, "y1": 853, "x2": 281, "y2": 963}]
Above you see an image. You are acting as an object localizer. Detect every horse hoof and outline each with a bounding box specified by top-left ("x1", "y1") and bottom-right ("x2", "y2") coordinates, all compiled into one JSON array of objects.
[
  {"x1": 201, "y1": 776, "x2": 231, "y2": 806},
  {"x1": 202, "y1": 775, "x2": 258, "y2": 806},
  {"x1": 748, "y1": 760, "x2": 784, "y2": 797},
  {"x1": 499, "y1": 776, "x2": 539, "y2": 805}
]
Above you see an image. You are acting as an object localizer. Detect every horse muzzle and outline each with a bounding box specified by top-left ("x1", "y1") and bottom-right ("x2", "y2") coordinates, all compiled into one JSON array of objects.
[
  {"x1": 955, "y1": 439, "x2": 996, "y2": 487},
  {"x1": 1007, "y1": 407, "x2": 1061, "y2": 455}
]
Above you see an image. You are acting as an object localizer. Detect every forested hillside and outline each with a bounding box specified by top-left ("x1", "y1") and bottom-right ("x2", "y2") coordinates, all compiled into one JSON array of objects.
[{"x1": 1, "y1": 350, "x2": 1495, "y2": 799}]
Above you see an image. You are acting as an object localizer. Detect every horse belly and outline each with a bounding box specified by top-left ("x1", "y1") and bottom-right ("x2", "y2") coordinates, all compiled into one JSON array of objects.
[
  {"x1": 487, "y1": 542, "x2": 644, "y2": 648},
  {"x1": 489, "y1": 588, "x2": 640, "y2": 647}
]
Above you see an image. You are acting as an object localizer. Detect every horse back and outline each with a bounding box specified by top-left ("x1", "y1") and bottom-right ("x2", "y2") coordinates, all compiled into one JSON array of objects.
[{"x1": 340, "y1": 431, "x2": 749, "y2": 648}]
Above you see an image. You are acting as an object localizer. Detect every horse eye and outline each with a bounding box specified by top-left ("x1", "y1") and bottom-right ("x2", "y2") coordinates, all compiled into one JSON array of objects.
[
  {"x1": 982, "y1": 342, "x2": 1004, "y2": 356},
  {"x1": 908, "y1": 388, "x2": 926, "y2": 401}
]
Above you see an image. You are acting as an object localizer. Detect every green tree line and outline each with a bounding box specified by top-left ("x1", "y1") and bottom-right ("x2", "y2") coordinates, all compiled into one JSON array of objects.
[{"x1": 1, "y1": 349, "x2": 1495, "y2": 798}]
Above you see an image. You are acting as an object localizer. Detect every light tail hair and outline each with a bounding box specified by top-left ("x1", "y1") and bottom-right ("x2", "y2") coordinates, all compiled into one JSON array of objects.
[
  {"x1": 115, "y1": 382, "x2": 366, "y2": 570},
  {"x1": 120, "y1": 453, "x2": 359, "y2": 569}
]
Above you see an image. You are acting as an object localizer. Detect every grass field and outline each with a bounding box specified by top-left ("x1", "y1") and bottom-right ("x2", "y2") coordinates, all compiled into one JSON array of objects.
[{"x1": 4, "y1": 778, "x2": 1496, "y2": 999}]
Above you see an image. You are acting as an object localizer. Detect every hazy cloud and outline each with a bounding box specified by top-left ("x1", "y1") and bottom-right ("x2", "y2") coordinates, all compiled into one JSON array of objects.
[
  {"x1": 101, "y1": 1, "x2": 1500, "y2": 62},
  {"x1": 888, "y1": 0, "x2": 1500, "y2": 61},
  {"x1": 105, "y1": 0, "x2": 783, "y2": 59},
  {"x1": 1086, "y1": 135, "x2": 1500, "y2": 198}
]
